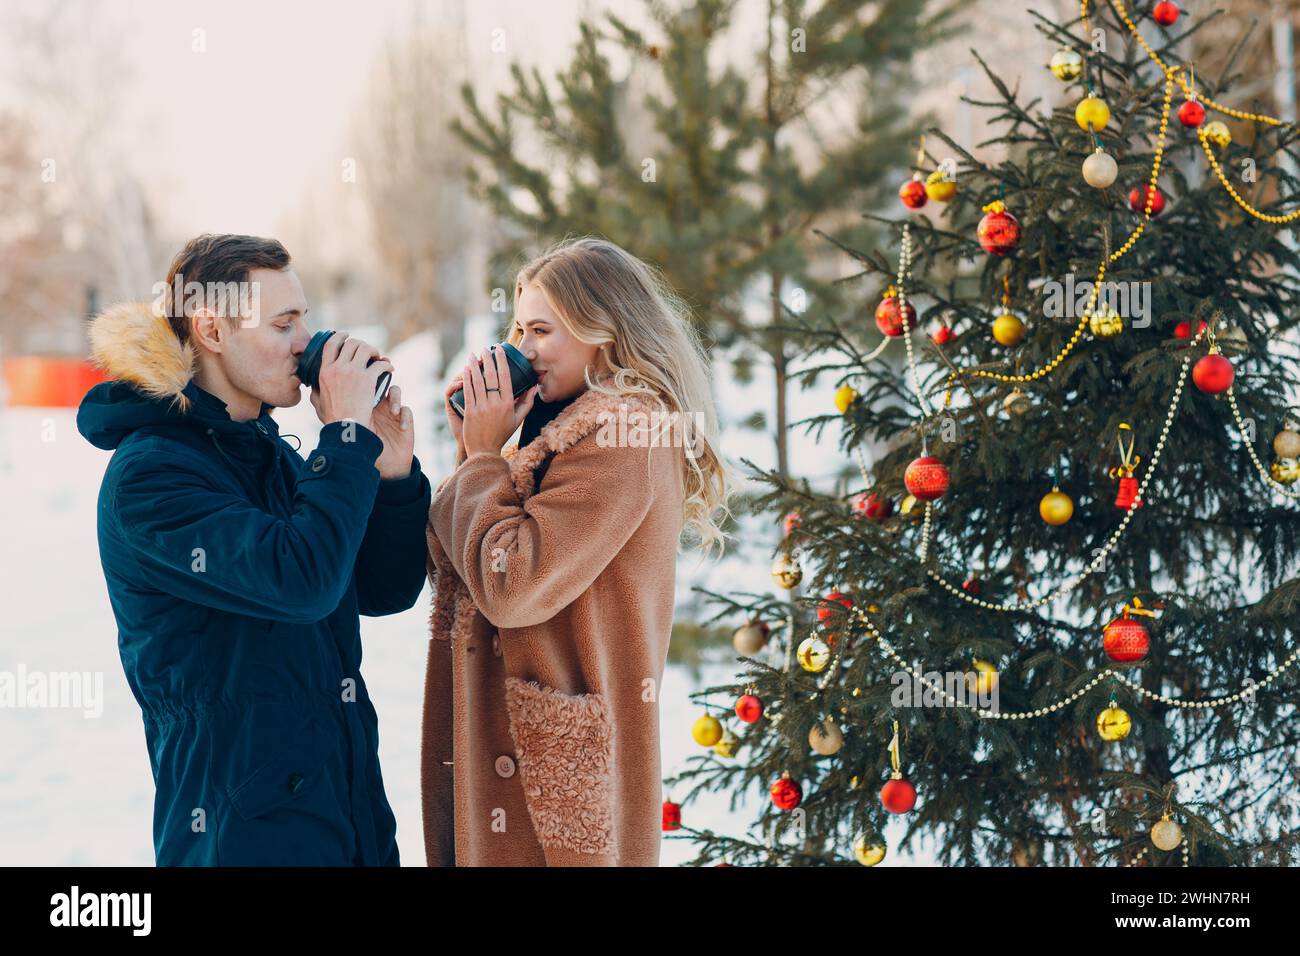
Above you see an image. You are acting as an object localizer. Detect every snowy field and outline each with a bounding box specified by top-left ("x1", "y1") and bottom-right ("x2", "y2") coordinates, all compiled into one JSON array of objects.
[{"x1": 0, "y1": 323, "x2": 934, "y2": 866}]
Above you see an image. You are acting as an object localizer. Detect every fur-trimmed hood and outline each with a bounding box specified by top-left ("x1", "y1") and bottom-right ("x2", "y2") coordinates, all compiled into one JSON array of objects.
[
  {"x1": 86, "y1": 300, "x2": 196, "y2": 409},
  {"x1": 76, "y1": 300, "x2": 275, "y2": 451}
]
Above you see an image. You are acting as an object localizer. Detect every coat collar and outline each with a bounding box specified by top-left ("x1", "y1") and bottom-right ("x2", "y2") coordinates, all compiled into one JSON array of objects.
[{"x1": 500, "y1": 387, "x2": 664, "y2": 502}]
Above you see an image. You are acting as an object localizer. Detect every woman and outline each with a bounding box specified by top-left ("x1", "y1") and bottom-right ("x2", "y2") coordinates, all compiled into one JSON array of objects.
[{"x1": 421, "y1": 237, "x2": 729, "y2": 866}]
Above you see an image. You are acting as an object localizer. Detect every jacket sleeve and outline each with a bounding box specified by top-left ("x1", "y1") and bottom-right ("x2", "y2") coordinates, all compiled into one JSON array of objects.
[
  {"x1": 108, "y1": 421, "x2": 385, "y2": 624},
  {"x1": 428, "y1": 437, "x2": 663, "y2": 629},
  {"x1": 354, "y1": 455, "x2": 433, "y2": 616}
]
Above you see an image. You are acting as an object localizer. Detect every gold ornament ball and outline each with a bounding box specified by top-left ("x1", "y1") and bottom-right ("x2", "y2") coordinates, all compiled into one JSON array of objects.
[
  {"x1": 1096, "y1": 704, "x2": 1132, "y2": 741},
  {"x1": 1089, "y1": 303, "x2": 1124, "y2": 338},
  {"x1": 692, "y1": 713, "x2": 723, "y2": 747},
  {"x1": 1075, "y1": 94, "x2": 1111, "y2": 132},
  {"x1": 1049, "y1": 47, "x2": 1083, "y2": 81},
  {"x1": 853, "y1": 836, "x2": 887, "y2": 866},
  {"x1": 966, "y1": 659, "x2": 999, "y2": 696},
  {"x1": 1273, "y1": 428, "x2": 1300, "y2": 459},
  {"x1": 1082, "y1": 149, "x2": 1118, "y2": 188},
  {"x1": 809, "y1": 717, "x2": 844, "y2": 756},
  {"x1": 834, "y1": 383, "x2": 858, "y2": 414},
  {"x1": 771, "y1": 553, "x2": 803, "y2": 589},
  {"x1": 1270, "y1": 458, "x2": 1300, "y2": 485},
  {"x1": 992, "y1": 312, "x2": 1026, "y2": 347},
  {"x1": 733, "y1": 622, "x2": 769, "y2": 655},
  {"x1": 925, "y1": 169, "x2": 957, "y2": 202},
  {"x1": 1203, "y1": 120, "x2": 1231, "y2": 149},
  {"x1": 1151, "y1": 815, "x2": 1184, "y2": 851},
  {"x1": 1003, "y1": 388, "x2": 1032, "y2": 416},
  {"x1": 1040, "y1": 488, "x2": 1074, "y2": 525},
  {"x1": 797, "y1": 636, "x2": 831, "y2": 673},
  {"x1": 714, "y1": 728, "x2": 739, "y2": 759}
]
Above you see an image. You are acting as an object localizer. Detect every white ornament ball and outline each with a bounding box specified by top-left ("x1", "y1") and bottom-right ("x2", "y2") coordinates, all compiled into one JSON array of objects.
[
  {"x1": 1082, "y1": 149, "x2": 1118, "y2": 188},
  {"x1": 809, "y1": 717, "x2": 844, "y2": 756}
]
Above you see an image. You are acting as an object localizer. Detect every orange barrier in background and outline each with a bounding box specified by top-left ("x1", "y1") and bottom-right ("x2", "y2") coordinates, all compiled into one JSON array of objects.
[{"x1": 3, "y1": 357, "x2": 108, "y2": 407}]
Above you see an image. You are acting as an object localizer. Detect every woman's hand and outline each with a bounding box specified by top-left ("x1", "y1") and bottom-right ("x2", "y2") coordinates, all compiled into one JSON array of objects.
[{"x1": 460, "y1": 345, "x2": 539, "y2": 458}]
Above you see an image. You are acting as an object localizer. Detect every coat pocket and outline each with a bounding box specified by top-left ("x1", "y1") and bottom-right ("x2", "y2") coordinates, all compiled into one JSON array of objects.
[
  {"x1": 227, "y1": 714, "x2": 335, "y2": 821},
  {"x1": 503, "y1": 677, "x2": 616, "y2": 859}
]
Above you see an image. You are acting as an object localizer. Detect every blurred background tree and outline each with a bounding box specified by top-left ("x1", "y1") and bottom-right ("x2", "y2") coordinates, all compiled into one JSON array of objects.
[{"x1": 452, "y1": 0, "x2": 967, "y2": 477}]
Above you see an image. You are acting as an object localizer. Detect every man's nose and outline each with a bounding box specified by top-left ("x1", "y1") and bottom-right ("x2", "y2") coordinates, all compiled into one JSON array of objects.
[{"x1": 291, "y1": 327, "x2": 311, "y2": 356}]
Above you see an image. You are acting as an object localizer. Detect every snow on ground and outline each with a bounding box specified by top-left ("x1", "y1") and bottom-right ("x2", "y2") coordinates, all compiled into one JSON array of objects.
[{"x1": 0, "y1": 325, "x2": 934, "y2": 866}]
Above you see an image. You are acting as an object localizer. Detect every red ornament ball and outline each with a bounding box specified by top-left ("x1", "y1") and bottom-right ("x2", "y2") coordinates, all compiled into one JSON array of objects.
[
  {"x1": 977, "y1": 206, "x2": 1021, "y2": 256},
  {"x1": 1193, "y1": 353, "x2": 1235, "y2": 394},
  {"x1": 962, "y1": 576, "x2": 981, "y2": 595},
  {"x1": 904, "y1": 455, "x2": 950, "y2": 501},
  {"x1": 1103, "y1": 616, "x2": 1151, "y2": 662},
  {"x1": 770, "y1": 774, "x2": 803, "y2": 811},
  {"x1": 1129, "y1": 185, "x2": 1166, "y2": 216},
  {"x1": 1177, "y1": 99, "x2": 1205, "y2": 128},
  {"x1": 875, "y1": 294, "x2": 917, "y2": 338},
  {"x1": 818, "y1": 591, "x2": 853, "y2": 622},
  {"x1": 931, "y1": 321, "x2": 955, "y2": 345},
  {"x1": 782, "y1": 510, "x2": 802, "y2": 536},
  {"x1": 1152, "y1": 1, "x2": 1180, "y2": 27},
  {"x1": 899, "y1": 178, "x2": 928, "y2": 209},
  {"x1": 735, "y1": 693, "x2": 764, "y2": 723},
  {"x1": 1174, "y1": 319, "x2": 1207, "y2": 340},
  {"x1": 881, "y1": 777, "x2": 917, "y2": 814},
  {"x1": 865, "y1": 492, "x2": 894, "y2": 520},
  {"x1": 662, "y1": 799, "x2": 682, "y2": 831}
]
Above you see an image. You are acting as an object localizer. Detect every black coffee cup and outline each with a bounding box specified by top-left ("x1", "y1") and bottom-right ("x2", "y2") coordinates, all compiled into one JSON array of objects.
[
  {"x1": 449, "y1": 343, "x2": 537, "y2": 417},
  {"x1": 296, "y1": 330, "x2": 392, "y2": 407}
]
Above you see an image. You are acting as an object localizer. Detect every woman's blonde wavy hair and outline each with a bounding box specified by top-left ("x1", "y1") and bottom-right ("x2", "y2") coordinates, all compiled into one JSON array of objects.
[{"x1": 507, "y1": 236, "x2": 732, "y2": 557}]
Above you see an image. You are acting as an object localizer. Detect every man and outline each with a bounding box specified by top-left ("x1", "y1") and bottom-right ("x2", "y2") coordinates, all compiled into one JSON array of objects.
[{"x1": 76, "y1": 234, "x2": 430, "y2": 865}]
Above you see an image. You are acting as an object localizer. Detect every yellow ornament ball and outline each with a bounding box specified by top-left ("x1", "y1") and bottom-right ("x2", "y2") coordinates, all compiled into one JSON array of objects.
[
  {"x1": 1075, "y1": 93, "x2": 1111, "y2": 132},
  {"x1": 692, "y1": 713, "x2": 723, "y2": 747},
  {"x1": 924, "y1": 169, "x2": 957, "y2": 202},
  {"x1": 1270, "y1": 458, "x2": 1300, "y2": 485},
  {"x1": 714, "y1": 728, "x2": 739, "y2": 758},
  {"x1": 1096, "y1": 704, "x2": 1132, "y2": 741},
  {"x1": 966, "y1": 659, "x2": 999, "y2": 697},
  {"x1": 992, "y1": 312, "x2": 1026, "y2": 347},
  {"x1": 834, "y1": 383, "x2": 858, "y2": 414},
  {"x1": 1003, "y1": 388, "x2": 1032, "y2": 416},
  {"x1": 1039, "y1": 487, "x2": 1074, "y2": 525},
  {"x1": 809, "y1": 717, "x2": 844, "y2": 755},
  {"x1": 1089, "y1": 303, "x2": 1124, "y2": 338},
  {"x1": 771, "y1": 553, "x2": 803, "y2": 589},
  {"x1": 1203, "y1": 120, "x2": 1231, "y2": 149},
  {"x1": 853, "y1": 836, "x2": 887, "y2": 866},
  {"x1": 1150, "y1": 815, "x2": 1183, "y2": 851},
  {"x1": 1049, "y1": 47, "x2": 1083, "y2": 82},
  {"x1": 797, "y1": 636, "x2": 831, "y2": 673}
]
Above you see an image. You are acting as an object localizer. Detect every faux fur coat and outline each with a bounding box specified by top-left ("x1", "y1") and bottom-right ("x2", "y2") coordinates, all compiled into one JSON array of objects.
[{"x1": 422, "y1": 388, "x2": 686, "y2": 866}]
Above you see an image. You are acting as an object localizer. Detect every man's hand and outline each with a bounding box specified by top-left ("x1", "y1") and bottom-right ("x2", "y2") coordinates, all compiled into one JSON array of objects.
[
  {"x1": 371, "y1": 384, "x2": 415, "y2": 480},
  {"x1": 308, "y1": 332, "x2": 393, "y2": 432}
]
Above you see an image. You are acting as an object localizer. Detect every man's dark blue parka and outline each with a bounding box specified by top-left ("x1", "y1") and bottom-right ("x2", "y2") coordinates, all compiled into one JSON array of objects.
[{"x1": 76, "y1": 300, "x2": 430, "y2": 866}]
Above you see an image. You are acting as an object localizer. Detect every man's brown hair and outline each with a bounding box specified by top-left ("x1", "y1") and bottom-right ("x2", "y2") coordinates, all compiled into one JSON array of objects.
[{"x1": 163, "y1": 234, "x2": 291, "y2": 344}]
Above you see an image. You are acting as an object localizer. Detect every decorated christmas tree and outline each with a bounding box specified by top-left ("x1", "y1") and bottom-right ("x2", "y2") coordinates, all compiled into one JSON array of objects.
[{"x1": 668, "y1": 0, "x2": 1300, "y2": 866}]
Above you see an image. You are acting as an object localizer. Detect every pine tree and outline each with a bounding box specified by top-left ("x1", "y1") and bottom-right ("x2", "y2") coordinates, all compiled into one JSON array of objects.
[
  {"x1": 670, "y1": 0, "x2": 1300, "y2": 866},
  {"x1": 451, "y1": 0, "x2": 964, "y2": 476}
]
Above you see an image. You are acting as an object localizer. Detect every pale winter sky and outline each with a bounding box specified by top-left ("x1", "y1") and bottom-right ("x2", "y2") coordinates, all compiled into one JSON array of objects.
[{"x1": 0, "y1": 0, "x2": 626, "y2": 239}]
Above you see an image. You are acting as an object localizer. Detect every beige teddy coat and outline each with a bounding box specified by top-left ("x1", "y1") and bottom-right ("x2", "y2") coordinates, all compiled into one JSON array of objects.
[{"x1": 421, "y1": 388, "x2": 687, "y2": 866}]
